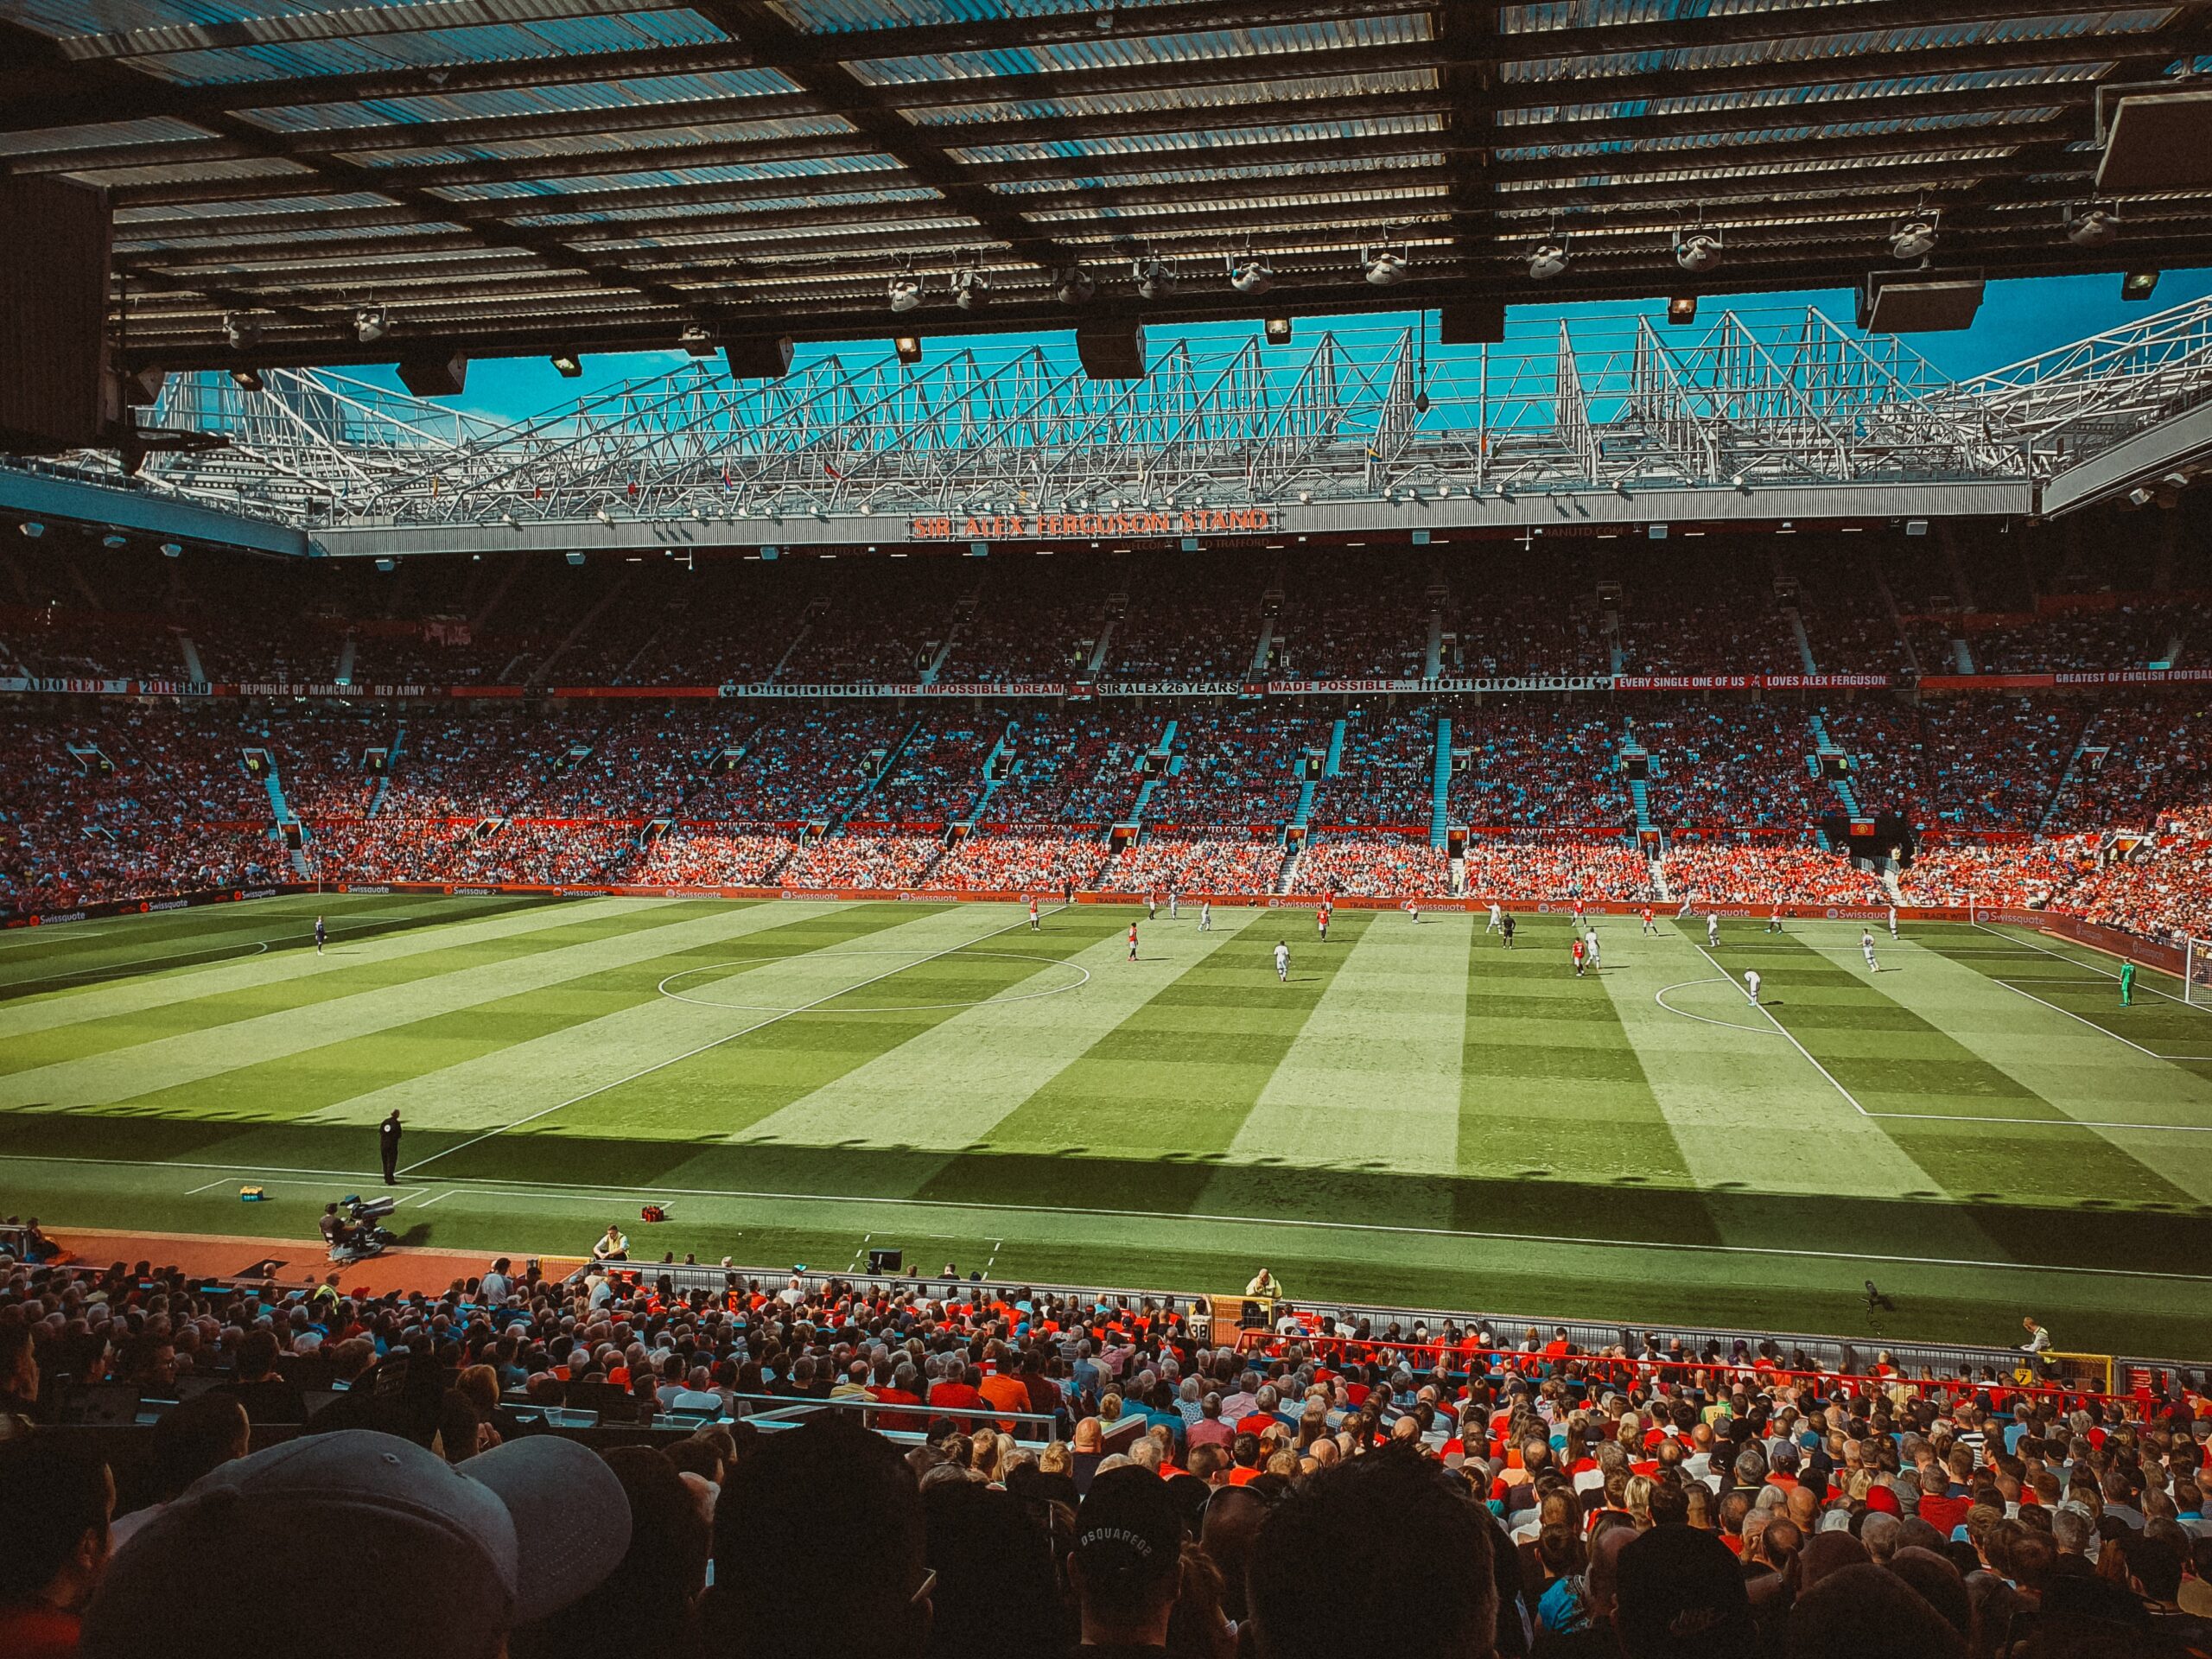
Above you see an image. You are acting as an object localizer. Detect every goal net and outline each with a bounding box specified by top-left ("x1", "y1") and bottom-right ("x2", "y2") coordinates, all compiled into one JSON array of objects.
[{"x1": 2190, "y1": 938, "x2": 2212, "y2": 1007}]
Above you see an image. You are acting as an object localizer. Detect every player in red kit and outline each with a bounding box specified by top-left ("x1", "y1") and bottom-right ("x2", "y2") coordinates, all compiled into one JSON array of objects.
[{"x1": 1128, "y1": 921, "x2": 1139, "y2": 961}]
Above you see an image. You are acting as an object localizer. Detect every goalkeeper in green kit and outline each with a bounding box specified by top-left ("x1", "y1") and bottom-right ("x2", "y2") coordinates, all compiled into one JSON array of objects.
[{"x1": 2120, "y1": 961, "x2": 2135, "y2": 1007}]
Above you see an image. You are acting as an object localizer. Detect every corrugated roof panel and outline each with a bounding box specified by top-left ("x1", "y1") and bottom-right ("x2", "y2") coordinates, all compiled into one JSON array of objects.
[
  {"x1": 989, "y1": 149, "x2": 1442, "y2": 196},
  {"x1": 0, "y1": 115, "x2": 219, "y2": 157},
  {"x1": 903, "y1": 67, "x2": 1438, "y2": 126},
  {"x1": 849, "y1": 12, "x2": 1430, "y2": 86},
  {"x1": 238, "y1": 67, "x2": 808, "y2": 134},
  {"x1": 331, "y1": 113, "x2": 856, "y2": 168},
  {"x1": 946, "y1": 111, "x2": 1443, "y2": 164},
  {"x1": 433, "y1": 152, "x2": 910, "y2": 198}
]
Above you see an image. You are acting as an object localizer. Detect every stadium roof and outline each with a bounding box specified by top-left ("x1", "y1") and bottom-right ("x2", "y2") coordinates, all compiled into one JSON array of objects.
[{"x1": 3, "y1": 0, "x2": 2211, "y2": 375}]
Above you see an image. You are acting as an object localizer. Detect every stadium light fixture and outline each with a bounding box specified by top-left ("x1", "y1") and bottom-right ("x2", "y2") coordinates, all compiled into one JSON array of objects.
[
  {"x1": 1264, "y1": 315, "x2": 1293, "y2": 344},
  {"x1": 1528, "y1": 237, "x2": 1569, "y2": 281},
  {"x1": 2122, "y1": 268, "x2": 2159, "y2": 301},
  {"x1": 1134, "y1": 254, "x2": 1177, "y2": 300},
  {"x1": 20, "y1": 521, "x2": 45, "y2": 538},
  {"x1": 1667, "y1": 295, "x2": 1697, "y2": 325},
  {"x1": 2063, "y1": 204, "x2": 2120, "y2": 248},
  {"x1": 1054, "y1": 264, "x2": 1096, "y2": 306},
  {"x1": 894, "y1": 334, "x2": 923, "y2": 365},
  {"x1": 566, "y1": 550, "x2": 587, "y2": 566},
  {"x1": 1297, "y1": 489, "x2": 1313, "y2": 505},
  {"x1": 1673, "y1": 228, "x2": 1723, "y2": 274},
  {"x1": 102, "y1": 533, "x2": 127, "y2": 548},
  {"x1": 2127, "y1": 485, "x2": 2154, "y2": 506},
  {"x1": 374, "y1": 557, "x2": 397, "y2": 573},
  {"x1": 679, "y1": 325, "x2": 715, "y2": 357},
  {"x1": 594, "y1": 508, "x2": 613, "y2": 524},
  {"x1": 230, "y1": 368, "x2": 264, "y2": 392},
  {"x1": 1889, "y1": 214, "x2": 1939, "y2": 262},
  {"x1": 160, "y1": 542, "x2": 181, "y2": 557},
  {"x1": 1227, "y1": 247, "x2": 1275, "y2": 296},
  {"x1": 2163, "y1": 471, "x2": 2192, "y2": 490},
  {"x1": 887, "y1": 269, "x2": 924, "y2": 314},
  {"x1": 353, "y1": 304, "x2": 391, "y2": 345},
  {"x1": 222, "y1": 311, "x2": 262, "y2": 350},
  {"x1": 951, "y1": 264, "x2": 987, "y2": 311},
  {"x1": 550, "y1": 353, "x2": 583, "y2": 378},
  {"x1": 1362, "y1": 236, "x2": 1409, "y2": 286}
]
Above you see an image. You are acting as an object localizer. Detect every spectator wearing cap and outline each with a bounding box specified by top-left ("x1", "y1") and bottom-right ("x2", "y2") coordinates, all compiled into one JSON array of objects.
[
  {"x1": 108, "y1": 1390, "x2": 250, "y2": 1554},
  {"x1": 0, "y1": 1437, "x2": 115, "y2": 1659},
  {"x1": 1783, "y1": 1561, "x2": 1968, "y2": 1659},
  {"x1": 1071, "y1": 1464, "x2": 1185, "y2": 1655},
  {"x1": 80, "y1": 1427, "x2": 628, "y2": 1659},
  {"x1": 1247, "y1": 1447, "x2": 1499, "y2": 1659},
  {"x1": 709, "y1": 1414, "x2": 932, "y2": 1659},
  {"x1": 511, "y1": 1446, "x2": 709, "y2": 1659}
]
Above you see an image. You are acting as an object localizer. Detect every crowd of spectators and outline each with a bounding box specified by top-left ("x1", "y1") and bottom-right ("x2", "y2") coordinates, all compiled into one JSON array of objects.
[
  {"x1": 1109, "y1": 833, "x2": 1288, "y2": 895},
  {"x1": 1107, "y1": 554, "x2": 1266, "y2": 683},
  {"x1": 1660, "y1": 842, "x2": 1890, "y2": 907},
  {"x1": 1895, "y1": 841, "x2": 2091, "y2": 910},
  {"x1": 1295, "y1": 834, "x2": 1449, "y2": 897},
  {"x1": 985, "y1": 711, "x2": 1160, "y2": 825},
  {"x1": 1307, "y1": 709, "x2": 1437, "y2": 827},
  {"x1": 1144, "y1": 712, "x2": 1324, "y2": 829},
  {"x1": 932, "y1": 831, "x2": 1109, "y2": 892},
  {"x1": 1459, "y1": 836, "x2": 1656, "y2": 903},
  {"x1": 628, "y1": 828, "x2": 799, "y2": 887},
  {"x1": 2044, "y1": 701, "x2": 2212, "y2": 836},
  {"x1": 19, "y1": 1239, "x2": 2207, "y2": 1658},
  {"x1": 1450, "y1": 709, "x2": 1632, "y2": 830},
  {"x1": 937, "y1": 559, "x2": 1104, "y2": 683},
  {"x1": 1267, "y1": 553, "x2": 1431, "y2": 681},
  {"x1": 1615, "y1": 554, "x2": 1802, "y2": 677},
  {"x1": 781, "y1": 832, "x2": 946, "y2": 891},
  {"x1": 1639, "y1": 706, "x2": 1826, "y2": 833},
  {"x1": 868, "y1": 721, "x2": 1001, "y2": 823}
]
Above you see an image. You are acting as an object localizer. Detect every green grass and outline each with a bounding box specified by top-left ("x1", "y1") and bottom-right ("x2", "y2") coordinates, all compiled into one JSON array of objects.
[{"x1": 3, "y1": 892, "x2": 2209, "y2": 1358}]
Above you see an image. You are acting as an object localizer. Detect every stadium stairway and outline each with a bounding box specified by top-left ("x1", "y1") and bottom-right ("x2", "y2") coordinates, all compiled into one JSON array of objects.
[
  {"x1": 1429, "y1": 715, "x2": 1452, "y2": 849},
  {"x1": 335, "y1": 632, "x2": 357, "y2": 686},
  {"x1": 255, "y1": 757, "x2": 313, "y2": 878},
  {"x1": 961, "y1": 724, "x2": 1014, "y2": 826},
  {"x1": 1129, "y1": 718, "x2": 1176, "y2": 823},
  {"x1": 834, "y1": 715, "x2": 924, "y2": 827},
  {"x1": 1423, "y1": 604, "x2": 1445, "y2": 679},
  {"x1": 176, "y1": 632, "x2": 207, "y2": 683},
  {"x1": 1808, "y1": 715, "x2": 1864, "y2": 818},
  {"x1": 769, "y1": 596, "x2": 827, "y2": 683},
  {"x1": 531, "y1": 568, "x2": 634, "y2": 686},
  {"x1": 2038, "y1": 723, "x2": 2097, "y2": 835},
  {"x1": 1785, "y1": 605, "x2": 1819, "y2": 673},
  {"x1": 366, "y1": 724, "x2": 401, "y2": 818},
  {"x1": 1286, "y1": 719, "x2": 1343, "y2": 833},
  {"x1": 1872, "y1": 561, "x2": 1921, "y2": 675}
]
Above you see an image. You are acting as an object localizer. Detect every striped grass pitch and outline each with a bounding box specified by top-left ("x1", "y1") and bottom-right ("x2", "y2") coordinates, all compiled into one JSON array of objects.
[{"x1": 3, "y1": 893, "x2": 2209, "y2": 1355}]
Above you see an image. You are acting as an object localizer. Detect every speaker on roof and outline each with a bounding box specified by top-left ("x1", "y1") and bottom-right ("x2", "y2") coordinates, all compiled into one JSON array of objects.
[
  {"x1": 1076, "y1": 321, "x2": 1147, "y2": 381},
  {"x1": 1440, "y1": 300, "x2": 1505, "y2": 346},
  {"x1": 0, "y1": 176, "x2": 111, "y2": 453},
  {"x1": 397, "y1": 351, "x2": 468, "y2": 398},
  {"x1": 723, "y1": 335, "x2": 795, "y2": 380},
  {"x1": 1857, "y1": 270, "x2": 1983, "y2": 334}
]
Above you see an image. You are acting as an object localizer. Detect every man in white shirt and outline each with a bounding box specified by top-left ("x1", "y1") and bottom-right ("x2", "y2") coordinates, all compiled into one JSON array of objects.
[
  {"x1": 1745, "y1": 968, "x2": 1762, "y2": 1005},
  {"x1": 1274, "y1": 939, "x2": 1290, "y2": 982}
]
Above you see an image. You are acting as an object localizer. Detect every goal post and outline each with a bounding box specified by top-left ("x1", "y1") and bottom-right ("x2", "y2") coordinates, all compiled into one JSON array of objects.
[{"x1": 2190, "y1": 938, "x2": 2212, "y2": 1007}]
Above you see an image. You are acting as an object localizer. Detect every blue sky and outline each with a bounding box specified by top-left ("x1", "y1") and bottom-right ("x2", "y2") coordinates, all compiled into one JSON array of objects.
[{"x1": 360, "y1": 267, "x2": 2212, "y2": 426}]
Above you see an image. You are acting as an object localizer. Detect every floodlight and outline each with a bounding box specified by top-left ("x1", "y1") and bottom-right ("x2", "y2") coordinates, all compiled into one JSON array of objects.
[
  {"x1": 20, "y1": 521, "x2": 45, "y2": 538},
  {"x1": 1673, "y1": 230, "x2": 1723, "y2": 274},
  {"x1": 160, "y1": 542, "x2": 182, "y2": 557},
  {"x1": 1134, "y1": 255, "x2": 1177, "y2": 300},
  {"x1": 1054, "y1": 264, "x2": 1096, "y2": 305},
  {"x1": 2127, "y1": 486, "x2": 2154, "y2": 506},
  {"x1": 550, "y1": 353, "x2": 583, "y2": 378},
  {"x1": 679, "y1": 325, "x2": 715, "y2": 356},
  {"x1": 2063, "y1": 205, "x2": 2120, "y2": 248},
  {"x1": 894, "y1": 334, "x2": 923, "y2": 365},
  {"x1": 1263, "y1": 315, "x2": 1293, "y2": 344},
  {"x1": 229, "y1": 368, "x2": 264, "y2": 391},
  {"x1": 353, "y1": 304, "x2": 391, "y2": 345},
  {"x1": 887, "y1": 272, "x2": 924, "y2": 314},
  {"x1": 1227, "y1": 251, "x2": 1275, "y2": 296},
  {"x1": 1890, "y1": 217, "x2": 1939, "y2": 261},
  {"x1": 1528, "y1": 238, "x2": 1569, "y2": 281},
  {"x1": 102, "y1": 533, "x2": 127, "y2": 548},
  {"x1": 951, "y1": 266, "x2": 987, "y2": 310},
  {"x1": 1362, "y1": 245, "x2": 1408, "y2": 286},
  {"x1": 2122, "y1": 268, "x2": 2159, "y2": 301},
  {"x1": 1667, "y1": 294, "x2": 1698, "y2": 325},
  {"x1": 223, "y1": 311, "x2": 262, "y2": 350}
]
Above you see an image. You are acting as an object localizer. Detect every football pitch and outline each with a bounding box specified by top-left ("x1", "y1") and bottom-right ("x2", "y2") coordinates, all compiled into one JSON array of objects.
[{"x1": 3, "y1": 893, "x2": 2209, "y2": 1358}]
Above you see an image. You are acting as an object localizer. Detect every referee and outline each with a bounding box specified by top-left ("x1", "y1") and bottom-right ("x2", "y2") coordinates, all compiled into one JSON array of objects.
[{"x1": 378, "y1": 1110, "x2": 403, "y2": 1185}]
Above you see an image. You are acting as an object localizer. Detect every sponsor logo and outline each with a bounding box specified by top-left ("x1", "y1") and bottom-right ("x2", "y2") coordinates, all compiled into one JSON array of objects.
[
  {"x1": 148, "y1": 899, "x2": 191, "y2": 912},
  {"x1": 241, "y1": 887, "x2": 276, "y2": 899},
  {"x1": 41, "y1": 910, "x2": 87, "y2": 924},
  {"x1": 450, "y1": 886, "x2": 493, "y2": 896},
  {"x1": 348, "y1": 884, "x2": 392, "y2": 895}
]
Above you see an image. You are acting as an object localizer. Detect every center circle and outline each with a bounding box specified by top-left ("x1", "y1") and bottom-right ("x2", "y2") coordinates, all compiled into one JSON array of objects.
[{"x1": 657, "y1": 949, "x2": 1092, "y2": 1014}]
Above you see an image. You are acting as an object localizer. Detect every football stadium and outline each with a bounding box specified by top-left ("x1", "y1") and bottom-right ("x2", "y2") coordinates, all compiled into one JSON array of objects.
[{"x1": 5, "y1": 3, "x2": 2212, "y2": 1654}]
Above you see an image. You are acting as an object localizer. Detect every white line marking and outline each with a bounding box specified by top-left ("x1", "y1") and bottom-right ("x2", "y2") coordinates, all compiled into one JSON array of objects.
[
  {"x1": 1694, "y1": 935, "x2": 2212, "y2": 1135},
  {"x1": 184, "y1": 1174, "x2": 237, "y2": 1195},
  {"x1": 415, "y1": 1189, "x2": 455, "y2": 1208},
  {"x1": 1974, "y1": 921, "x2": 2212, "y2": 1015},
  {"x1": 1653, "y1": 976, "x2": 1781, "y2": 1036},
  {"x1": 398, "y1": 906, "x2": 1065, "y2": 1177},
  {"x1": 1986, "y1": 976, "x2": 2212, "y2": 1067},
  {"x1": 0, "y1": 937, "x2": 270, "y2": 987},
  {"x1": 7, "y1": 1147, "x2": 2208, "y2": 1282},
  {"x1": 0, "y1": 930, "x2": 110, "y2": 951}
]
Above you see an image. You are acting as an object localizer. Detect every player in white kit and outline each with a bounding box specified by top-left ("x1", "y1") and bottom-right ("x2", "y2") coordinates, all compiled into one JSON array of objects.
[
  {"x1": 1707, "y1": 912, "x2": 1721, "y2": 948},
  {"x1": 1583, "y1": 926, "x2": 1601, "y2": 969},
  {"x1": 1198, "y1": 899, "x2": 1212, "y2": 932},
  {"x1": 1745, "y1": 969, "x2": 1762, "y2": 1005},
  {"x1": 1861, "y1": 929, "x2": 1882, "y2": 973},
  {"x1": 1274, "y1": 939, "x2": 1290, "y2": 982},
  {"x1": 1486, "y1": 902, "x2": 1503, "y2": 934}
]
